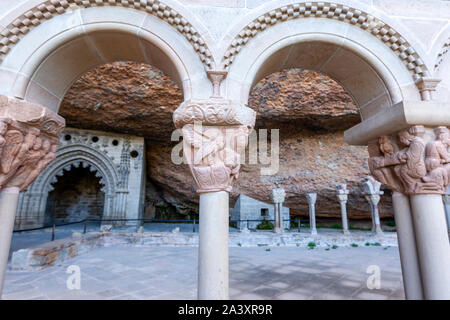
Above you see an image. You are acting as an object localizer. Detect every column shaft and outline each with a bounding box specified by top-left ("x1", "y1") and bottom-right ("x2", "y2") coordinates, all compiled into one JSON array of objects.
[
  {"x1": 366, "y1": 198, "x2": 376, "y2": 232},
  {"x1": 443, "y1": 196, "x2": 450, "y2": 230},
  {"x1": 273, "y1": 202, "x2": 280, "y2": 233},
  {"x1": 0, "y1": 187, "x2": 20, "y2": 297},
  {"x1": 339, "y1": 201, "x2": 349, "y2": 234},
  {"x1": 372, "y1": 205, "x2": 383, "y2": 234},
  {"x1": 309, "y1": 205, "x2": 317, "y2": 235},
  {"x1": 391, "y1": 192, "x2": 423, "y2": 300},
  {"x1": 410, "y1": 194, "x2": 450, "y2": 299},
  {"x1": 198, "y1": 191, "x2": 229, "y2": 300}
]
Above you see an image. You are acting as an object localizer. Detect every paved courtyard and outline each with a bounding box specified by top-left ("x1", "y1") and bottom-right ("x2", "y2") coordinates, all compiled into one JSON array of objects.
[{"x1": 3, "y1": 245, "x2": 404, "y2": 300}]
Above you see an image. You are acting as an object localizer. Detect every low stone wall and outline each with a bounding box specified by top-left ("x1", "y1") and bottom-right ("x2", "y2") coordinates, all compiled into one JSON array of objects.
[
  {"x1": 11, "y1": 233, "x2": 104, "y2": 270},
  {"x1": 11, "y1": 230, "x2": 398, "y2": 270}
]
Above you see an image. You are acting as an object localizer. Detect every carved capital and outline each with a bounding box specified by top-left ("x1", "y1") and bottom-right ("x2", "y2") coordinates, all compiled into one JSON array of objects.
[
  {"x1": 305, "y1": 193, "x2": 317, "y2": 205},
  {"x1": 336, "y1": 183, "x2": 349, "y2": 202},
  {"x1": 173, "y1": 98, "x2": 256, "y2": 129},
  {"x1": 415, "y1": 77, "x2": 441, "y2": 101},
  {"x1": 270, "y1": 188, "x2": 286, "y2": 204},
  {"x1": 0, "y1": 95, "x2": 65, "y2": 191},
  {"x1": 362, "y1": 176, "x2": 384, "y2": 195},
  {"x1": 181, "y1": 123, "x2": 250, "y2": 193},
  {"x1": 368, "y1": 125, "x2": 450, "y2": 195}
]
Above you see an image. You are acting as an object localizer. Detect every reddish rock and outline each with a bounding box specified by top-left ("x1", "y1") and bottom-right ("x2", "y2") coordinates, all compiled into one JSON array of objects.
[{"x1": 60, "y1": 62, "x2": 393, "y2": 220}]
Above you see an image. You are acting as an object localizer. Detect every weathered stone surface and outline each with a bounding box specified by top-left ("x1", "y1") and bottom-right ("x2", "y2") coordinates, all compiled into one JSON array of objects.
[
  {"x1": 60, "y1": 62, "x2": 182, "y2": 144},
  {"x1": 60, "y1": 63, "x2": 393, "y2": 220},
  {"x1": 249, "y1": 68, "x2": 360, "y2": 132}
]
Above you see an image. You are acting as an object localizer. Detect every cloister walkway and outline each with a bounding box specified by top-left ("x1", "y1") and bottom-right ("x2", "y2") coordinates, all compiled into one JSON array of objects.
[{"x1": 3, "y1": 246, "x2": 404, "y2": 300}]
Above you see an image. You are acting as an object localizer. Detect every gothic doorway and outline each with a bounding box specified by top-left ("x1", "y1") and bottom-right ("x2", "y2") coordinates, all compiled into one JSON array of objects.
[{"x1": 44, "y1": 165, "x2": 105, "y2": 226}]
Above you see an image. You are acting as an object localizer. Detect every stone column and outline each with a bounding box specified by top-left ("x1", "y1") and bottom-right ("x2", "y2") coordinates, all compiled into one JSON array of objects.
[
  {"x1": 0, "y1": 95, "x2": 65, "y2": 298},
  {"x1": 391, "y1": 192, "x2": 423, "y2": 300},
  {"x1": 198, "y1": 191, "x2": 229, "y2": 299},
  {"x1": 0, "y1": 187, "x2": 19, "y2": 294},
  {"x1": 305, "y1": 193, "x2": 317, "y2": 235},
  {"x1": 336, "y1": 184, "x2": 350, "y2": 235},
  {"x1": 270, "y1": 188, "x2": 285, "y2": 233},
  {"x1": 410, "y1": 194, "x2": 450, "y2": 299},
  {"x1": 173, "y1": 80, "x2": 255, "y2": 300},
  {"x1": 443, "y1": 194, "x2": 450, "y2": 230},
  {"x1": 362, "y1": 176, "x2": 384, "y2": 235},
  {"x1": 366, "y1": 125, "x2": 450, "y2": 299}
]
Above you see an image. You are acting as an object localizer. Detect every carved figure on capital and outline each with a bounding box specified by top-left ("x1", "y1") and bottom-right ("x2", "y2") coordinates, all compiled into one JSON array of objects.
[
  {"x1": 182, "y1": 123, "x2": 249, "y2": 193},
  {"x1": 418, "y1": 126, "x2": 450, "y2": 192},
  {"x1": 174, "y1": 98, "x2": 255, "y2": 194},
  {"x1": 369, "y1": 125, "x2": 450, "y2": 195},
  {"x1": 393, "y1": 126, "x2": 427, "y2": 194},
  {"x1": 0, "y1": 95, "x2": 65, "y2": 191},
  {"x1": 368, "y1": 136, "x2": 403, "y2": 192}
]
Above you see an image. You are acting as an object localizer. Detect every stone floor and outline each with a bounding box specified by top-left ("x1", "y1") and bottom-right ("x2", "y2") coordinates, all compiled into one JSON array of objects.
[{"x1": 3, "y1": 246, "x2": 405, "y2": 300}]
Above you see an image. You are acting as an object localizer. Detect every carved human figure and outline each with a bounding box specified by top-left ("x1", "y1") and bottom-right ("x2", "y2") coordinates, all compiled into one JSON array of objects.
[
  {"x1": 2, "y1": 128, "x2": 40, "y2": 178},
  {"x1": 8, "y1": 139, "x2": 57, "y2": 191},
  {"x1": 392, "y1": 126, "x2": 427, "y2": 194},
  {"x1": 418, "y1": 127, "x2": 450, "y2": 192},
  {"x1": 4, "y1": 136, "x2": 44, "y2": 187},
  {"x1": 182, "y1": 124, "x2": 248, "y2": 193},
  {"x1": 369, "y1": 136, "x2": 403, "y2": 192},
  {"x1": 0, "y1": 129, "x2": 41, "y2": 188}
]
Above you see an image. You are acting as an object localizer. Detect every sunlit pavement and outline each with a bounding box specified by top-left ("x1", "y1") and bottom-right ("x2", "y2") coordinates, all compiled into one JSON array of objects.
[{"x1": 3, "y1": 245, "x2": 404, "y2": 300}]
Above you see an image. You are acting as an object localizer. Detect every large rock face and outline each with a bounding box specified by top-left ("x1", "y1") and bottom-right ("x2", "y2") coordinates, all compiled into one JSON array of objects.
[{"x1": 60, "y1": 62, "x2": 393, "y2": 220}]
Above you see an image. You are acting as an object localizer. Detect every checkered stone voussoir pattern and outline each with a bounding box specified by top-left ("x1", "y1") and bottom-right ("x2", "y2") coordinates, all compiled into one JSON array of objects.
[
  {"x1": 0, "y1": 0, "x2": 213, "y2": 69},
  {"x1": 222, "y1": 2, "x2": 428, "y2": 79}
]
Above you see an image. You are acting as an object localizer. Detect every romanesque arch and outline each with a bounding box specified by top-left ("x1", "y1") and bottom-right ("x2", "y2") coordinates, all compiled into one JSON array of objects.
[
  {"x1": 221, "y1": 1, "x2": 429, "y2": 127},
  {"x1": 0, "y1": 0, "x2": 213, "y2": 68},
  {"x1": 0, "y1": 0, "x2": 214, "y2": 111},
  {"x1": 221, "y1": 2, "x2": 429, "y2": 78}
]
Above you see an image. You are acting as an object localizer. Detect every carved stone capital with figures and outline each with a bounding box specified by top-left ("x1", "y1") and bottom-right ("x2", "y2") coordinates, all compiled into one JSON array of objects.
[
  {"x1": 368, "y1": 125, "x2": 450, "y2": 195},
  {"x1": 175, "y1": 98, "x2": 255, "y2": 194},
  {"x1": 0, "y1": 95, "x2": 65, "y2": 192}
]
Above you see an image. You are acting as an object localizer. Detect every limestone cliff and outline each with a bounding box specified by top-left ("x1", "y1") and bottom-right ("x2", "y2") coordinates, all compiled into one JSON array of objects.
[{"x1": 60, "y1": 62, "x2": 393, "y2": 220}]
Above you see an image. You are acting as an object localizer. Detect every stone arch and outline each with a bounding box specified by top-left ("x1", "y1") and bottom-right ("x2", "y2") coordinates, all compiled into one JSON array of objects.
[
  {"x1": 0, "y1": 0, "x2": 213, "y2": 68},
  {"x1": 223, "y1": 3, "x2": 428, "y2": 123},
  {"x1": 0, "y1": 1, "x2": 213, "y2": 110},
  {"x1": 221, "y1": 1, "x2": 429, "y2": 80},
  {"x1": 16, "y1": 143, "x2": 121, "y2": 228},
  {"x1": 35, "y1": 144, "x2": 118, "y2": 195}
]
